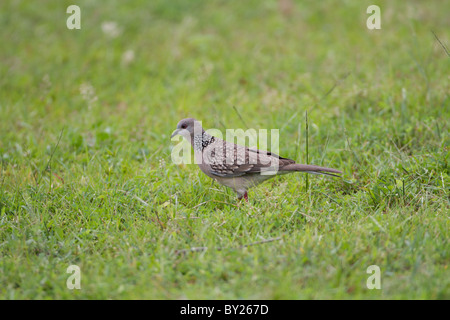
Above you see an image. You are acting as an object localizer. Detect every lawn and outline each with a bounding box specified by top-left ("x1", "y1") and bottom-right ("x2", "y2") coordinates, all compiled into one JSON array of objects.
[{"x1": 0, "y1": 0, "x2": 448, "y2": 299}]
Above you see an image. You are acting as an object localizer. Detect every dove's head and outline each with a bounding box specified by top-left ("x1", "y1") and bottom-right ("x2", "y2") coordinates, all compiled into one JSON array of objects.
[{"x1": 171, "y1": 118, "x2": 204, "y2": 141}]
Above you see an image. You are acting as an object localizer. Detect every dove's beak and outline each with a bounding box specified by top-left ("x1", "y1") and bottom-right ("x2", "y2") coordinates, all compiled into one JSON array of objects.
[{"x1": 171, "y1": 129, "x2": 180, "y2": 139}]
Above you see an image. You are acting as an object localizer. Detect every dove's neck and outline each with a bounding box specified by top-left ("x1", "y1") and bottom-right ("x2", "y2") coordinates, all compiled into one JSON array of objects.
[{"x1": 192, "y1": 131, "x2": 216, "y2": 152}]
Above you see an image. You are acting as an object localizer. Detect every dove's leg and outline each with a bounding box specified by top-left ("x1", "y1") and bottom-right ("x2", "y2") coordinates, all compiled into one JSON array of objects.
[{"x1": 237, "y1": 191, "x2": 248, "y2": 202}]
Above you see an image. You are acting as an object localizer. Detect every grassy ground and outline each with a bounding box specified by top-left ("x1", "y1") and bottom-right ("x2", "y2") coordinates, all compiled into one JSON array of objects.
[{"x1": 0, "y1": 0, "x2": 449, "y2": 299}]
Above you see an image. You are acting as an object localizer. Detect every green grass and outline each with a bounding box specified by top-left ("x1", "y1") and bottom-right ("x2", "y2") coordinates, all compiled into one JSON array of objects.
[{"x1": 0, "y1": 0, "x2": 449, "y2": 299}]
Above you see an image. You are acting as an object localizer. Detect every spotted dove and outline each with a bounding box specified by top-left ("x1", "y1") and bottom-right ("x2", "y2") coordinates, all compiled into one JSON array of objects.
[{"x1": 171, "y1": 118, "x2": 342, "y2": 201}]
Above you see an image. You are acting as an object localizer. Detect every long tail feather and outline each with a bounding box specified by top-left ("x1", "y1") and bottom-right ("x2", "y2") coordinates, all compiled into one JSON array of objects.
[
  {"x1": 303, "y1": 171, "x2": 341, "y2": 178},
  {"x1": 281, "y1": 164, "x2": 342, "y2": 177}
]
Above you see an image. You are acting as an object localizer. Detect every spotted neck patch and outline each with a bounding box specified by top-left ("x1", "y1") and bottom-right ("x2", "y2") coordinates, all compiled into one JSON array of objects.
[{"x1": 193, "y1": 132, "x2": 215, "y2": 152}]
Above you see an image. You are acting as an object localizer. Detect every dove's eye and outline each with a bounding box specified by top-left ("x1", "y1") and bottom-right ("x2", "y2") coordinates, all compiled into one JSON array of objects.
[{"x1": 181, "y1": 124, "x2": 187, "y2": 129}]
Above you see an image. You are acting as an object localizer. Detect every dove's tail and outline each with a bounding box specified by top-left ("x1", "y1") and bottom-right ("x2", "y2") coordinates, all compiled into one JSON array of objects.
[{"x1": 280, "y1": 164, "x2": 342, "y2": 177}]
